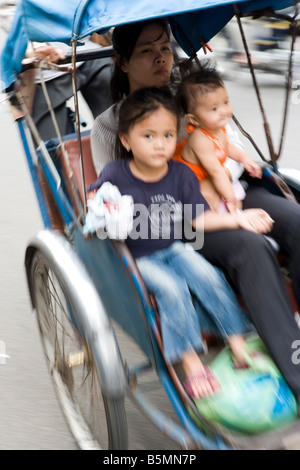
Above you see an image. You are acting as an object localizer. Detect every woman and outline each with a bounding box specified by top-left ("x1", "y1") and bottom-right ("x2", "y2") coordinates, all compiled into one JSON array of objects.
[
  {"x1": 91, "y1": 19, "x2": 175, "y2": 174},
  {"x1": 90, "y1": 19, "x2": 300, "y2": 400},
  {"x1": 91, "y1": 19, "x2": 243, "y2": 176}
]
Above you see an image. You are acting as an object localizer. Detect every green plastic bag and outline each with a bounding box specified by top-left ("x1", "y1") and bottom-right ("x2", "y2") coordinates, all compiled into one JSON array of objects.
[{"x1": 195, "y1": 336, "x2": 298, "y2": 434}]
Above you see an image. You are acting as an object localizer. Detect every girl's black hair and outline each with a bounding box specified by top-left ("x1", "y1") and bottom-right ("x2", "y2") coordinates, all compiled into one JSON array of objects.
[
  {"x1": 111, "y1": 18, "x2": 171, "y2": 103},
  {"x1": 116, "y1": 86, "x2": 179, "y2": 159}
]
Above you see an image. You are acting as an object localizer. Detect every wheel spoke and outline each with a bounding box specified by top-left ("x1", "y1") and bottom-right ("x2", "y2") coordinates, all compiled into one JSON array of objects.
[{"x1": 30, "y1": 251, "x2": 127, "y2": 449}]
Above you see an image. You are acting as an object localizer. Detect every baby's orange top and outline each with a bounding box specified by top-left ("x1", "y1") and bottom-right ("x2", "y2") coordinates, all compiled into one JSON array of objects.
[{"x1": 174, "y1": 125, "x2": 228, "y2": 182}]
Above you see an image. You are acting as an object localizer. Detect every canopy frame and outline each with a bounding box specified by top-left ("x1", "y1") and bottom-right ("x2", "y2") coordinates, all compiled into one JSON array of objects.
[
  {"x1": 7, "y1": 0, "x2": 300, "y2": 212},
  {"x1": 233, "y1": 2, "x2": 299, "y2": 168}
]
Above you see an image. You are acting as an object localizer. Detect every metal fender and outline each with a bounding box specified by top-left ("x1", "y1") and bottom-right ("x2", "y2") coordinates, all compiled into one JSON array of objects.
[{"x1": 24, "y1": 229, "x2": 126, "y2": 399}]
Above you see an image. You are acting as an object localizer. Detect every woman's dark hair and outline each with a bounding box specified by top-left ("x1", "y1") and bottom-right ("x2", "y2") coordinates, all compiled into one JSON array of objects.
[
  {"x1": 116, "y1": 86, "x2": 179, "y2": 159},
  {"x1": 176, "y1": 62, "x2": 224, "y2": 114},
  {"x1": 111, "y1": 19, "x2": 171, "y2": 103}
]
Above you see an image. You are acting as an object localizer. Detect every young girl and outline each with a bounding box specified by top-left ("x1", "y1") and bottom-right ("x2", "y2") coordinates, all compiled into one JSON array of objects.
[
  {"x1": 175, "y1": 65, "x2": 262, "y2": 214},
  {"x1": 88, "y1": 86, "x2": 274, "y2": 401}
]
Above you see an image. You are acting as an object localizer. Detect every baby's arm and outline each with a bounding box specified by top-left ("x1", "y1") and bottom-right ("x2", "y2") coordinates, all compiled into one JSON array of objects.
[
  {"x1": 187, "y1": 132, "x2": 238, "y2": 212},
  {"x1": 228, "y1": 142, "x2": 262, "y2": 179}
]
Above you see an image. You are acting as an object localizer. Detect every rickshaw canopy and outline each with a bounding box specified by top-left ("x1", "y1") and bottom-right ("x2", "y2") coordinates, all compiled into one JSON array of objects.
[{"x1": 0, "y1": 0, "x2": 296, "y2": 90}]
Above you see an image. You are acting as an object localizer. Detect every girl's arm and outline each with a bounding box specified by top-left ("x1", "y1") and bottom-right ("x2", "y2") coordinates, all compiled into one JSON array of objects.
[{"x1": 192, "y1": 208, "x2": 274, "y2": 233}]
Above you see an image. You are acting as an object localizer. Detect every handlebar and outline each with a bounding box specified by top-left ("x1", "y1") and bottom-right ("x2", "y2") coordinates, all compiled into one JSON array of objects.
[{"x1": 21, "y1": 45, "x2": 115, "y2": 73}]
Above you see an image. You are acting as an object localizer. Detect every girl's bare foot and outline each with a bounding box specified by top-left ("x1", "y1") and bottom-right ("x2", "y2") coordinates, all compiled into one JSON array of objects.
[
  {"x1": 181, "y1": 350, "x2": 220, "y2": 399},
  {"x1": 228, "y1": 335, "x2": 248, "y2": 368}
]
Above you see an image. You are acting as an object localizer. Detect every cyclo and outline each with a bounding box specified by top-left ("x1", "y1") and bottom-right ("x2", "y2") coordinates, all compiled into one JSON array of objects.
[{"x1": 2, "y1": 0, "x2": 300, "y2": 450}]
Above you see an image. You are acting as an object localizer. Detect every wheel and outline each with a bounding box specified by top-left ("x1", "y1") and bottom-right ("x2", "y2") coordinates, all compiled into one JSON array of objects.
[{"x1": 30, "y1": 248, "x2": 128, "y2": 450}]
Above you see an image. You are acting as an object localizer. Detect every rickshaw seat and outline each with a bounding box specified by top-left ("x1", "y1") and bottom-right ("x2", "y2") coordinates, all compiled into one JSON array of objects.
[
  {"x1": 56, "y1": 135, "x2": 299, "y2": 323},
  {"x1": 59, "y1": 134, "x2": 97, "y2": 199}
]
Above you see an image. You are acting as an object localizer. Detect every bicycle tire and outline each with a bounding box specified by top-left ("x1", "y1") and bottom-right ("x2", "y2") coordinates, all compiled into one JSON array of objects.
[{"x1": 30, "y1": 248, "x2": 128, "y2": 450}]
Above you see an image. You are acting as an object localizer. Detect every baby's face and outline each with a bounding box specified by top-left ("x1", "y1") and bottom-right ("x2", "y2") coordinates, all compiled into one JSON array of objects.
[{"x1": 191, "y1": 86, "x2": 233, "y2": 132}]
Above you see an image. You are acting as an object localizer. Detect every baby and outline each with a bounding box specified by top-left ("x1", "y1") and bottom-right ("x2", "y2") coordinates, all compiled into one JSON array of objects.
[{"x1": 175, "y1": 65, "x2": 262, "y2": 213}]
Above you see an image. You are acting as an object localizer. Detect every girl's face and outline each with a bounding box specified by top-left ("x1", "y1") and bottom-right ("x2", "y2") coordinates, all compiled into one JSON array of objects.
[
  {"x1": 121, "y1": 23, "x2": 174, "y2": 93},
  {"x1": 188, "y1": 86, "x2": 233, "y2": 132},
  {"x1": 120, "y1": 107, "x2": 178, "y2": 177}
]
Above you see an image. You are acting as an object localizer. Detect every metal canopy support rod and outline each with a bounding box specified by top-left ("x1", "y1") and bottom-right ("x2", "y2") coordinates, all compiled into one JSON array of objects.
[
  {"x1": 234, "y1": 2, "x2": 299, "y2": 165},
  {"x1": 277, "y1": 1, "x2": 299, "y2": 161},
  {"x1": 71, "y1": 39, "x2": 87, "y2": 216},
  {"x1": 23, "y1": 44, "x2": 83, "y2": 214},
  {"x1": 234, "y1": 4, "x2": 277, "y2": 164},
  {"x1": 15, "y1": 85, "x2": 61, "y2": 190}
]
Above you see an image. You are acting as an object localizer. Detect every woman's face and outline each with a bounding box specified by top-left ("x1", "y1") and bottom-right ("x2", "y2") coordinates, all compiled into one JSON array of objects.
[{"x1": 121, "y1": 23, "x2": 174, "y2": 93}]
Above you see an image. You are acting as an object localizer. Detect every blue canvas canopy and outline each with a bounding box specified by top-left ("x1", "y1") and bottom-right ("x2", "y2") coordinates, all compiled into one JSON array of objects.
[{"x1": 1, "y1": 0, "x2": 295, "y2": 90}]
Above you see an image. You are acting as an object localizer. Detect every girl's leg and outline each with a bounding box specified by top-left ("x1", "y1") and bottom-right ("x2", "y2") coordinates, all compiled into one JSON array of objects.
[
  {"x1": 167, "y1": 242, "x2": 251, "y2": 339},
  {"x1": 136, "y1": 253, "x2": 204, "y2": 365},
  {"x1": 136, "y1": 252, "x2": 219, "y2": 399},
  {"x1": 167, "y1": 242, "x2": 250, "y2": 364}
]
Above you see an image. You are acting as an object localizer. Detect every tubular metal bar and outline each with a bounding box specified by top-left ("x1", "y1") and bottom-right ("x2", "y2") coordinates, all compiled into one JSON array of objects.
[
  {"x1": 34, "y1": 53, "x2": 66, "y2": 148},
  {"x1": 234, "y1": 4, "x2": 277, "y2": 163},
  {"x1": 20, "y1": 46, "x2": 114, "y2": 74},
  {"x1": 56, "y1": 45, "x2": 114, "y2": 65},
  {"x1": 17, "y1": 118, "x2": 52, "y2": 228},
  {"x1": 15, "y1": 83, "x2": 83, "y2": 228},
  {"x1": 15, "y1": 52, "x2": 83, "y2": 214},
  {"x1": 18, "y1": 41, "x2": 84, "y2": 216},
  {"x1": 15, "y1": 86, "x2": 61, "y2": 190},
  {"x1": 235, "y1": 3, "x2": 299, "y2": 166},
  {"x1": 128, "y1": 386, "x2": 196, "y2": 449},
  {"x1": 277, "y1": 3, "x2": 299, "y2": 161},
  {"x1": 71, "y1": 39, "x2": 87, "y2": 216},
  {"x1": 232, "y1": 115, "x2": 269, "y2": 164},
  {"x1": 33, "y1": 47, "x2": 83, "y2": 212}
]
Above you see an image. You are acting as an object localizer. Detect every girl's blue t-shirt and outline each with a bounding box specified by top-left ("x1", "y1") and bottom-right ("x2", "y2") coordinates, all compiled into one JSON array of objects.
[{"x1": 88, "y1": 159, "x2": 209, "y2": 259}]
